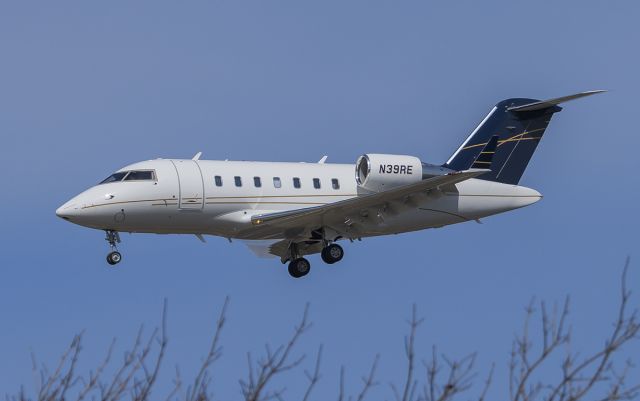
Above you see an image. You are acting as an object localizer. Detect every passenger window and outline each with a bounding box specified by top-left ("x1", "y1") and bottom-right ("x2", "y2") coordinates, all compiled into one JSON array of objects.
[
  {"x1": 313, "y1": 178, "x2": 321, "y2": 189},
  {"x1": 254, "y1": 177, "x2": 262, "y2": 188},
  {"x1": 273, "y1": 177, "x2": 282, "y2": 188},
  {"x1": 234, "y1": 176, "x2": 242, "y2": 187},
  {"x1": 123, "y1": 170, "x2": 155, "y2": 181},
  {"x1": 332, "y1": 178, "x2": 340, "y2": 190},
  {"x1": 293, "y1": 177, "x2": 301, "y2": 188},
  {"x1": 100, "y1": 172, "x2": 128, "y2": 184},
  {"x1": 214, "y1": 176, "x2": 223, "y2": 187}
]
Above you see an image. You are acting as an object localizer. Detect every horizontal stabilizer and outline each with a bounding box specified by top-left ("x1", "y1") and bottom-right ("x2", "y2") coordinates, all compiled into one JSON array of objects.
[{"x1": 507, "y1": 90, "x2": 606, "y2": 112}]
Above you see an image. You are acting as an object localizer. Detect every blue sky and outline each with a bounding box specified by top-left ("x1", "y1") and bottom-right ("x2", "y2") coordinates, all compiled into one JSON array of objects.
[{"x1": 1, "y1": 1, "x2": 638, "y2": 399}]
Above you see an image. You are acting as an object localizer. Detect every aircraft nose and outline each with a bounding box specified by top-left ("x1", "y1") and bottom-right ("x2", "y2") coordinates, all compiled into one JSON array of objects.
[{"x1": 56, "y1": 201, "x2": 80, "y2": 221}]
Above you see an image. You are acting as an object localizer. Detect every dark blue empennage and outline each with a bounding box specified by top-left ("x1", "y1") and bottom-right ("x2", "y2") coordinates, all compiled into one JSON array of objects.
[{"x1": 444, "y1": 98, "x2": 563, "y2": 185}]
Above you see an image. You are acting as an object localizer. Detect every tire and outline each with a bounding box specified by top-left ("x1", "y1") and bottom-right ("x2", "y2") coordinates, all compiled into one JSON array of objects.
[
  {"x1": 107, "y1": 251, "x2": 122, "y2": 265},
  {"x1": 288, "y1": 258, "x2": 311, "y2": 278},
  {"x1": 321, "y1": 244, "x2": 344, "y2": 264}
]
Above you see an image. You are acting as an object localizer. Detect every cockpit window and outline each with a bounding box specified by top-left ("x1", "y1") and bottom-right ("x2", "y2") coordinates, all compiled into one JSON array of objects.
[
  {"x1": 99, "y1": 170, "x2": 156, "y2": 184},
  {"x1": 100, "y1": 172, "x2": 128, "y2": 184},
  {"x1": 124, "y1": 170, "x2": 156, "y2": 181}
]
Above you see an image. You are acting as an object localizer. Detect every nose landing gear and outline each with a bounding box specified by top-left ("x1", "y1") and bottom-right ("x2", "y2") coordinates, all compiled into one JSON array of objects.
[
  {"x1": 107, "y1": 251, "x2": 122, "y2": 265},
  {"x1": 105, "y1": 230, "x2": 122, "y2": 266}
]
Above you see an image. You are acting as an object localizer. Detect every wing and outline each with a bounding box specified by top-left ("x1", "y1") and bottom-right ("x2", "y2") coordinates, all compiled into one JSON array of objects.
[{"x1": 244, "y1": 169, "x2": 489, "y2": 240}]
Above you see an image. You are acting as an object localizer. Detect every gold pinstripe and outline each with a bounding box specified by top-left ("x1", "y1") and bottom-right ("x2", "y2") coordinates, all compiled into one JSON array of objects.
[
  {"x1": 205, "y1": 194, "x2": 356, "y2": 199},
  {"x1": 206, "y1": 201, "x2": 327, "y2": 205},
  {"x1": 461, "y1": 128, "x2": 546, "y2": 150},
  {"x1": 83, "y1": 193, "x2": 540, "y2": 209}
]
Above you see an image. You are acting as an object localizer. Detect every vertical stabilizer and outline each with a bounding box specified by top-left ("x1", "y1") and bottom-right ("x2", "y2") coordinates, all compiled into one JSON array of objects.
[{"x1": 444, "y1": 91, "x2": 604, "y2": 184}]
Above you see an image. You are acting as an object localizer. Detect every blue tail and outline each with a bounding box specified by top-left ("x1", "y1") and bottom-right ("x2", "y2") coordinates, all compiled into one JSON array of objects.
[{"x1": 443, "y1": 91, "x2": 604, "y2": 185}]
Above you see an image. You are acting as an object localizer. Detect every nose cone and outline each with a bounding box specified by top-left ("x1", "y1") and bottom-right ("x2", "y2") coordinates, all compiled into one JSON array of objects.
[
  {"x1": 56, "y1": 200, "x2": 80, "y2": 221},
  {"x1": 56, "y1": 187, "x2": 117, "y2": 229}
]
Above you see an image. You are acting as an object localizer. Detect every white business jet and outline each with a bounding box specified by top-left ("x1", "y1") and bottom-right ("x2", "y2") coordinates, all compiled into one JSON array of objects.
[{"x1": 56, "y1": 91, "x2": 603, "y2": 278}]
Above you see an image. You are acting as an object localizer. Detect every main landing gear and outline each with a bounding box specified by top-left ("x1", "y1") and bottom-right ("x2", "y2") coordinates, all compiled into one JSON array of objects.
[
  {"x1": 321, "y1": 243, "x2": 344, "y2": 264},
  {"x1": 287, "y1": 243, "x2": 345, "y2": 278},
  {"x1": 105, "y1": 230, "x2": 122, "y2": 266},
  {"x1": 288, "y1": 258, "x2": 311, "y2": 278}
]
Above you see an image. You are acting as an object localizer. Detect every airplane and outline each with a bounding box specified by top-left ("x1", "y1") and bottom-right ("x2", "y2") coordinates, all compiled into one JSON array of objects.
[{"x1": 56, "y1": 90, "x2": 604, "y2": 278}]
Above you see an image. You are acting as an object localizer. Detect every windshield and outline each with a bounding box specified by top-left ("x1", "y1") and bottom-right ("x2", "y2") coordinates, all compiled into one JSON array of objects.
[
  {"x1": 99, "y1": 170, "x2": 156, "y2": 184},
  {"x1": 99, "y1": 172, "x2": 128, "y2": 184},
  {"x1": 124, "y1": 170, "x2": 155, "y2": 181}
]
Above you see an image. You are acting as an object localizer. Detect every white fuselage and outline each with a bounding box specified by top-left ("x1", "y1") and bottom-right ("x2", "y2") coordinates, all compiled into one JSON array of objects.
[{"x1": 56, "y1": 158, "x2": 541, "y2": 240}]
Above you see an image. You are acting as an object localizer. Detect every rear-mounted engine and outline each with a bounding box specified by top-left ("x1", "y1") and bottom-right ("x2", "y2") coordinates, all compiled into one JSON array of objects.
[{"x1": 355, "y1": 154, "x2": 423, "y2": 193}]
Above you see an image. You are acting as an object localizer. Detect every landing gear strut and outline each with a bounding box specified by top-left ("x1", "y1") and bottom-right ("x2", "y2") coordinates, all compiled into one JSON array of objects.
[
  {"x1": 105, "y1": 230, "x2": 122, "y2": 266},
  {"x1": 321, "y1": 243, "x2": 344, "y2": 264}
]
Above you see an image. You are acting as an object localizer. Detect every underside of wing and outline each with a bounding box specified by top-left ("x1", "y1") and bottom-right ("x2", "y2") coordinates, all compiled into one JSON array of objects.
[
  {"x1": 243, "y1": 240, "x2": 283, "y2": 258},
  {"x1": 244, "y1": 238, "x2": 324, "y2": 262}
]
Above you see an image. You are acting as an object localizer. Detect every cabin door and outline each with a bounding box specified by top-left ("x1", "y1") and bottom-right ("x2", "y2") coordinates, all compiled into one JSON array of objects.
[{"x1": 171, "y1": 160, "x2": 205, "y2": 210}]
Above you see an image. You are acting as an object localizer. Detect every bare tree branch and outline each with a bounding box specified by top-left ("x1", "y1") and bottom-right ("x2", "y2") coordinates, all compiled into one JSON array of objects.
[
  {"x1": 337, "y1": 366, "x2": 345, "y2": 401},
  {"x1": 509, "y1": 258, "x2": 639, "y2": 401},
  {"x1": 240, "y1": 303, "x2": 312, "y2": 401},
  {"x1": 356, "y1": 354, "x2": 380, "y2": 401},
  {"x1": 11, "y1": 261, "x2": 638, "y2": 401},
  {"x1": 186, "y1": 296, "x2": 229, "y2": 401},
  {"x1": 393, "y1": 304, "x2": 423, "y2": 401},
  {"x1": 301, "y1": 345, "x2": 323, "y2": 401},
  {"x1": 133, "y1": 298, "x2": 168, "y2": 401}
]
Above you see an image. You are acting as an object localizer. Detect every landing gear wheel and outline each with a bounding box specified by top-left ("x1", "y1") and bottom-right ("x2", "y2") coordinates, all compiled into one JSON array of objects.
[
  {"x1": 288, "y1": 258, "x2": 311, "y2": 278},
  {"x1": 107, "y1": 251, "x2": 122, "y2": 266},
  {"x1": 321, "y1": 243, "x2": 344, "y2": 264},
  {"x1": 104, "y1": 230, "x2": 122, "y2": 266}
]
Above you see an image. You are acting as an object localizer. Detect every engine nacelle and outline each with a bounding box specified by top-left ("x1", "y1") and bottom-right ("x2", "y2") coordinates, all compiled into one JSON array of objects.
[{"x1": 355, "y1": 154, "x2": 423, "y2": 193}]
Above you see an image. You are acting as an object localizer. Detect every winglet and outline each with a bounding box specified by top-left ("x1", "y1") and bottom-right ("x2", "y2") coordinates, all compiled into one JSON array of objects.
[
  {"x1": 471, "y1": 135, "x2": 499, "y2": 169},
  {"x1": 507, "y1": 90, "x2": 606, "y2": 112},
  {"x1": 318, "y1": 155, "x2": 328, "y2": 164},
  {"x1": 192, "y1": 152, "x2": 202, "y2": 161}
]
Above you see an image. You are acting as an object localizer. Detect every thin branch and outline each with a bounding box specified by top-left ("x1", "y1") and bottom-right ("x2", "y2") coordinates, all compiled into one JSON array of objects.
[
  {"x1": 302, "y1": 345, "x2": 323, "y2": 401},
  {"x1": 396, "y1": 304, "x2": 424, "y2": 401},
  {"x1": 337, "y1": 366, "x2": 345, "y2": 401},
  {"x1": 187, "y1": 296, "x2": 229, "y2": 401},
  {"x1": 356, "y1": 354, "x2": 380, "y2": 401},
  {"x1": 241, "y1": 303, "x2": 312, "y2": 401}
]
